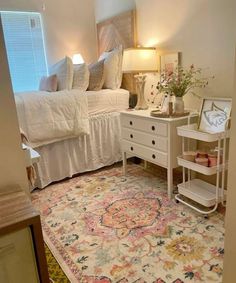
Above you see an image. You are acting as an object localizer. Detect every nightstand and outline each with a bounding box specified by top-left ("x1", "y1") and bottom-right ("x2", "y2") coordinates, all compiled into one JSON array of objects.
[{"x1": 120, "y1": 109, "x2": 195, "y2": 198}]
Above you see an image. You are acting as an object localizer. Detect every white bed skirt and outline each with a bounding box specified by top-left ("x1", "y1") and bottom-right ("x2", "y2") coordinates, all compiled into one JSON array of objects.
[{"x1": 34, "y1": 112, "x2": 122, "y2": 189}]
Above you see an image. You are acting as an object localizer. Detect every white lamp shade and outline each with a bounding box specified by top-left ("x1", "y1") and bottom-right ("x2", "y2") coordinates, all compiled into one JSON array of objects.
[
  {"x1": 122, "y1": 48, "x2": 158, "y2": 73},
  {"x1": 72, "y1": 53, "x2": 84, "y2": 64}
]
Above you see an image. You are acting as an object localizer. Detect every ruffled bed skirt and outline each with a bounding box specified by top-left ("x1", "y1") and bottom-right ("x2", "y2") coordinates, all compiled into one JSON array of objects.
[{"x1": 34, "y1": 112, "x2": 122, "y2": 189}]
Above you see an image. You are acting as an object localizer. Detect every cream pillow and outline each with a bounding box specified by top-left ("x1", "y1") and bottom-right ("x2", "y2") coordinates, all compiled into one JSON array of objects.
[
  {"x1": 88, "y1": 60, "x2": 105, "y2": 91},
  {"x1": 49, "y1": 56, "x2": 73, "y2": 90},
  {"x1": 72, "y1": 63, "x2": 89, "y2": 90},
  {"x1": 99, "y1": 46, "x2": 123, "y2": 89}
]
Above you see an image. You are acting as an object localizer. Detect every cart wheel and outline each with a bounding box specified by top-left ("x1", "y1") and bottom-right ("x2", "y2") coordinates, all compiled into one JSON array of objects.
[
  {"x1": 204, "y1": 215, "x2": 209, "y2": 220},
  {"x1": 175, "y1": 199, "x2": 179, "y2": 204}
]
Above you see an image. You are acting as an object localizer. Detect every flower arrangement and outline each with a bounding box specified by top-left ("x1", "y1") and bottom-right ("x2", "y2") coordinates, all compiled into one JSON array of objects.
[{"x1": 157, "y1": 64, "x2": 214, "y2": 98}]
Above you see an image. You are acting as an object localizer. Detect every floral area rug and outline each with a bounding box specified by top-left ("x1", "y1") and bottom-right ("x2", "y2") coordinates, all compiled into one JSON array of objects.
[{"x1": 32, "y1": 164, "x2": 225, "y2": 283}]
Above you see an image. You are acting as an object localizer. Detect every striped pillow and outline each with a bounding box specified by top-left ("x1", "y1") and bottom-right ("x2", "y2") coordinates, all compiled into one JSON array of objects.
[
  {"x1": 88, "y1": 60, "x2": 105, "y2": 91},
  {"x1": 72, "y1": 63, "x2": 89, "y2": 90}
]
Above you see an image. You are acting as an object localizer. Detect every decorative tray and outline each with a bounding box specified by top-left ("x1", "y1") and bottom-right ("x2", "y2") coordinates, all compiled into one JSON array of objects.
[{"x1": 150, "y1": 110, "x2": 190, "y2": 118}]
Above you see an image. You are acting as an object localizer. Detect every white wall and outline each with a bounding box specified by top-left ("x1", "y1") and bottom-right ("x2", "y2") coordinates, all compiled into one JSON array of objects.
[
  {"x1": 136, "y1": 0, "x2": 236, "y2": 109},
  {"x1": 95, "y1": 0, "x2": 236, "y2": 109},
  {"x1": 0, "y1": 19, "x2": 28, "y2": 193},
  {"x1": 95, "y1": 0, "x2": 135, "y2": 23},
  {"x1": 0, "y1": 0, "x2": 97, "y2": 66}
]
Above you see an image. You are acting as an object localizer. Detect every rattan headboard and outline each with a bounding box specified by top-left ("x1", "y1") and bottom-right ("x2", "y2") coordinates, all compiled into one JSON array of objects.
[{"x1": 97, "y1": 10, "x2": 137, "y2": 93}]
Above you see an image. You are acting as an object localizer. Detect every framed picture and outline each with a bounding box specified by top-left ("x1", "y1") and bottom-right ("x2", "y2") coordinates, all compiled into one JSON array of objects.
[
  {"x1": 160, "y1": 94, "x2": 170, "y2": 112},
  {"x1": 160, "y1": 52, "x2": 180, "y2": 76},
  {"x1": 198, "y1": 97, "x2": 232, "y2": 133}
]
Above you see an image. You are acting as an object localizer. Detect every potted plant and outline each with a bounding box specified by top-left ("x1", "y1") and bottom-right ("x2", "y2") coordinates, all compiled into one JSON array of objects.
[{"x1": 157, "y1": 65, "x2": 213, "y2": 114}]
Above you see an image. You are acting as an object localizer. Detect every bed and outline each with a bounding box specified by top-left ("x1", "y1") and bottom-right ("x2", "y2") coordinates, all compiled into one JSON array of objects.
[
  {"x1": 31, "y1": 89, "x2": 129, "y2": 188},
  {"x1": 15, "y1": 10, "x2": 137, "y2": 189}
]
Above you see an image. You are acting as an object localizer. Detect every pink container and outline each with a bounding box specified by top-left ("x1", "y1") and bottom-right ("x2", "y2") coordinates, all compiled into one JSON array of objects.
[
  {"x1": 195, "y1": 157, "x2": 209, "y2": 167},
  {"x1": 208, "y1": 154, "x2": 221, "y2": 167},
  {"x1": 196, "y1": 151, "x2": 208, "y2": 158}
]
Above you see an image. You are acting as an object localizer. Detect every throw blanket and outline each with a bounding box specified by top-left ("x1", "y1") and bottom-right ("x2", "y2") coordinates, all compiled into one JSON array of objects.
[{"x1": 15, "y1": 90, "x2": 89, "y2": 148}]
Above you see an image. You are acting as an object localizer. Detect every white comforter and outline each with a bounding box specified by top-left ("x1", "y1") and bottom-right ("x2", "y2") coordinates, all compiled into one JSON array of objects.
[{"x1": 15, "y1": 89, "x2": 89, "y2": 148}]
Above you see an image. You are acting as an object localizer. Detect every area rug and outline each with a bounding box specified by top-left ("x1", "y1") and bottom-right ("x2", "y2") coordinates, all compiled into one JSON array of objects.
[
  {"x1": 32, "y1": 164, "x2": 225, "y2": 283},
  {"x1": 45, "y1": 243, "x2": 70, "y2": 283}
]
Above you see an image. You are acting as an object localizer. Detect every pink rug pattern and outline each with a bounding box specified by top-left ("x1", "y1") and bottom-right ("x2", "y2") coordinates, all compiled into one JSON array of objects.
[{"x1": 32, "y1": 164, "x2": 225, "y2": 283}]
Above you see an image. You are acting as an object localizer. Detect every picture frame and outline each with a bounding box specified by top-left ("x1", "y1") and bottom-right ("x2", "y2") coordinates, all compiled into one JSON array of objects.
[
  {"x1": 198, "y1": 97, "x2": 232, "y2": 133},
  {"x1": 160, "y1": 94, "x2": 170, "y2": 112},
  {"x1": 160, "y1": 52, "x2": 181, "y2": 77}
]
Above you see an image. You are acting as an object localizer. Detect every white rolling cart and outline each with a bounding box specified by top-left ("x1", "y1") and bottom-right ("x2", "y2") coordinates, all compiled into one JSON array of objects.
[{"x1": 175, "y1": 123, "x2": 229, "y2": 216}]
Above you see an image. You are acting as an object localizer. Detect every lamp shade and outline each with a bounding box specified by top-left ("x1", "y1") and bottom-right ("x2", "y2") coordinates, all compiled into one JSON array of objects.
[
  {"x1": 122, "y1": 48, "x2": 158, "y2": 73},
  {"x1": 72, "y1": 53, "x2": 84, "y2": 64}
]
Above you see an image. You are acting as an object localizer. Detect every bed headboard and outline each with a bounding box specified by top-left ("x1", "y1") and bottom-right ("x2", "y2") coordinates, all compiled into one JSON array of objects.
[{"x1": 97, "y1": 10, "x2": 137, "y2": 93}]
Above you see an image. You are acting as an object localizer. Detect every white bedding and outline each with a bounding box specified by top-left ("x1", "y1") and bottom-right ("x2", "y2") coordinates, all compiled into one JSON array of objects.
[
  {"x1": 15, "y1": 89, "x2": 89, "y2": 148},
  {"x1": 26, "y1": 89, "x2": 129, "y2": 188},
  {"x1": 34, "y1": 112, "x2": 123, "y2": 189},
  {"x1": 87, "y1": 89, "x2": 129, "y2": 116},
  {"x1": 15, "y1": 88, "x2": 129, "y2": 148}
]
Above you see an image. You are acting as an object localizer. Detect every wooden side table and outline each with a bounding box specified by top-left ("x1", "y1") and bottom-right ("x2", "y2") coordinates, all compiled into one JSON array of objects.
[{"x1": 0, "y1": 186, "x2": 49, "y2": 283}]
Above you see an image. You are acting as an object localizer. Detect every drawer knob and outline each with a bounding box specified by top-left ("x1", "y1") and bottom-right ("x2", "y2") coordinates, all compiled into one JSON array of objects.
[
  {"x1": 130, "y1": 121, "x2": 133, "y2": 126},
  {"x1": 130, "y1": 146, "x2": 134, "y2": 151},
  {"x1": 152, "y1": 140, "x2": 155, "y2": 145},
  {"x1": 130, "y1": 134, "x2": 133, "y2": 139},
  {"x1": 152, "y1": 154, "x2": 156, "y2": 159},
  {"x1": 152, "y1": 125, "x2": 155, "y2": 131}
]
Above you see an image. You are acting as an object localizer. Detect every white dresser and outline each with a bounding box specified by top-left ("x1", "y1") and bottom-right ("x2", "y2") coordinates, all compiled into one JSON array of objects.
[{"x1": 120, "y1": 109, "x2": 194, "y2": 198}]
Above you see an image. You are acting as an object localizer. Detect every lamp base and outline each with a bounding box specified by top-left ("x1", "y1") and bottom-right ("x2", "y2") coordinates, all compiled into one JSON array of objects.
[
  {"x1": 135, "y1": 105, "x2": 148, "y2": 110},
  {"x1": 134, "y1": 74, "x2": 148, "y2": 110}
]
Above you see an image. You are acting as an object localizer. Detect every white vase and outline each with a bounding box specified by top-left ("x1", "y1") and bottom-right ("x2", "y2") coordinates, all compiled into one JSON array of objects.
[{"x1": 174, "y1": 96, "x2": 184, "y2": 114}]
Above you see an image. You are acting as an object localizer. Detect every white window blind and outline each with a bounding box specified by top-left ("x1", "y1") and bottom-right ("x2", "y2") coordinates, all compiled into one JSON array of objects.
[{"x1": 1, "y1": 11, "x2": 48, "y2": 92}]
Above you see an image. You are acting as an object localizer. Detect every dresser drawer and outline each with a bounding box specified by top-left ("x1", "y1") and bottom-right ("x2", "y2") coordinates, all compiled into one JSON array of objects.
[
  {"x1": 122, "y1": 140, "x2": 168, "y2": 167},
  {"x1": 122, "y1": 128, "x2": 168, "y2": 152},
  {"x1": 121, "y1": 114, "x2": 168, "y2": 137}
]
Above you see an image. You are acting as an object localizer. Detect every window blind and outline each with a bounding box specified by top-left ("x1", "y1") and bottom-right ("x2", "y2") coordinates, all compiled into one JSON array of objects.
[{"x1": 1, "y1": 11, "x2": 48, "y2": 92}]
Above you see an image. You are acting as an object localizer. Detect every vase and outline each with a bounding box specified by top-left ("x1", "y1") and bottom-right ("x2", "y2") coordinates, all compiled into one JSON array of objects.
[{"x1": 174, "y1": 96, "x2": 184, "y2": 114}]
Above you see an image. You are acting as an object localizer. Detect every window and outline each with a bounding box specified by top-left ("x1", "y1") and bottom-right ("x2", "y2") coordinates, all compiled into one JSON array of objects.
[{"x1": 1, "y1": 11, "x2": 48, "y2": 92}]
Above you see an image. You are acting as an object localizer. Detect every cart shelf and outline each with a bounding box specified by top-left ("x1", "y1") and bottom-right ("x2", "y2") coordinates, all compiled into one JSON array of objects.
[
  {"x1": 177, "y1": 123, "x2": 230, "y2": 142},
  {"x1": 177, "y1": 156, "x2": 227, "y2": 176},
  {"x1": 177, "y1": 179, "x2": 225, "y2": 207},
  {"x1": 176, "y1": 123, "x2": 229, "y2": 215}
]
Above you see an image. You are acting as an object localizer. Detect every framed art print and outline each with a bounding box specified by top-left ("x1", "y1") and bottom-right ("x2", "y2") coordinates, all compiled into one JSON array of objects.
[
  {"x1": 160, "y1": 94, "x2": 170, "y2": 112},
  {"x1": 160, "y1": 52, "x2": 180, "y2": 77},
  {"x1": 198, "y1": 97, "x2": 232, "y2": 133}
]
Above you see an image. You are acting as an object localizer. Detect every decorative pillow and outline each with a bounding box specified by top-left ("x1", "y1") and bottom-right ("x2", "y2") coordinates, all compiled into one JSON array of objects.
[
  {"x1": 49, "y1": 56, "x2": 73, "y2": 90},
  {"x1": 72, "y1": 63, "x2": 89, "y2": 90},
  {"x1": 39, "y1": 74, "x2": 58, "y2": 92},
  {"x1": 88, "y1": 60, "x2": 105, "y2": 91},
  {"x1": 99, "y1": 45, "x2": 123, "y2": 89}
]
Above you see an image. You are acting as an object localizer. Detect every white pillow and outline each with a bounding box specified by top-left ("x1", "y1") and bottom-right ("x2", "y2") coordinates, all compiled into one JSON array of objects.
[
  {"x1": 49, "y1": 56, "x2": 73, "y2": 90},
  {"x1": 72, "y1": 63, "x2": 89, "y2": 90},
  {"x1": 99, "y1": 46, "x2": 123, "y2": 89}
]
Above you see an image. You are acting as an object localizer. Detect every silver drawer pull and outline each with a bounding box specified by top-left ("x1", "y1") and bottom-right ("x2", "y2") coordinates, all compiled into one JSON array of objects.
[
  {"x1": 152, "y1": 154, "x2": 156, "y2": 159},
  {"x1": 130, "y1": 146, "x2": 134, "y2": 151},
  {"x1": 130, "y1": 134, "x2": 133, "y2": 139},
  {"x1": 130, "y1": 121, "x2": 133, "y2": 126},
  {"x1": 152, "y1": 140, "x2": 155, "y2": 145},
  {"x1": 151, "y1": 125, "x2": 155, "y2": 131}
]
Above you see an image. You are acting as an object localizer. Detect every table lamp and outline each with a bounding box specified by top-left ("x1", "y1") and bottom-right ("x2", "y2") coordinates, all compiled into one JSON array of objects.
[
  {"x1": 72, "y1": 53, "x2": 84, "y2": 64},
  {"x1": 122, "y1": 47, "x2": 158, "y2": 110}
]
